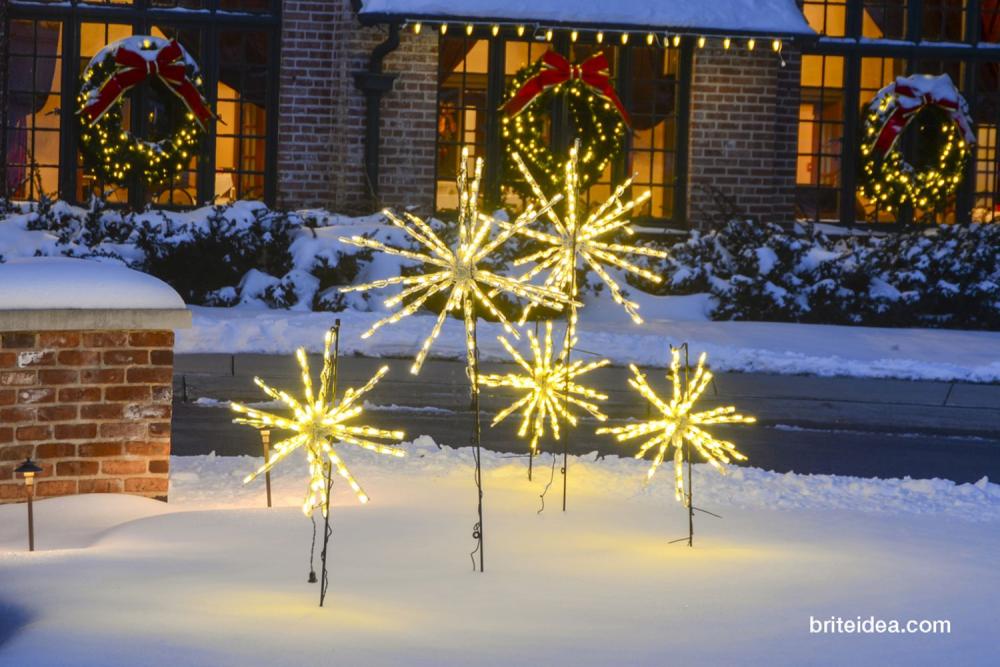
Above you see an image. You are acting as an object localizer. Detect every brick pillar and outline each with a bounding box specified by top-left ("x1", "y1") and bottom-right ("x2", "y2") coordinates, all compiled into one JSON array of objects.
[
  {"x1": 688, "y1": 43, "x2": 801, "y2": 227},
  {"x1": 278, "y1": 0, "x2": 438, "y2": 214},
  {"x1": 0, "y1": 330, "x2": 180, "y2": 502}
]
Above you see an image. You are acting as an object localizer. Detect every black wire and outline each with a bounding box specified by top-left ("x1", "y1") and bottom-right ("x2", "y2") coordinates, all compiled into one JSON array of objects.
[
  {"x1": 537, "y1": 453, "x2": 558, "y2": 515},
  {"x1": 308, "y1": 513, "x2": 317, "y2": 582}
]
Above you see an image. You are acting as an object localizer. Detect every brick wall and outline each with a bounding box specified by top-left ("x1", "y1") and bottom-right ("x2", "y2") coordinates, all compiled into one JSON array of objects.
[
  {"x1": 0, "y1": 330, "x2": 173, "y2": 503},
  {"x1": 278, "y1": 0, "x2": 438, "y2": 214},
  {"x1": 688, "y1": 44, "x2": 801, "y2": 227}
]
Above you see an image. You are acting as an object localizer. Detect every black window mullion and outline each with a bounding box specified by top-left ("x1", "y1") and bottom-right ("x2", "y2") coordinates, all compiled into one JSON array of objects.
[
  {"x1": 59, "y1": 16, "x2": 79, "y2": 202},
  {"x1": 674, "y1": 38, "x2": 693, "y2": 228},
  {"x1": 839, "y1": 52, "x2": 860, "y2": 227},
  {"x1": 262, "y1": 0, "x2": 280, "y2": 206},
  {"x1": 613, "y1": 45, "x2": 632, "y2": 187},
  {"x1": 483, "y1": 34, "x2": 505, "y2": 208},
  {"x1": 958, "y1": 55, "x2": 977, "y2": 224}
]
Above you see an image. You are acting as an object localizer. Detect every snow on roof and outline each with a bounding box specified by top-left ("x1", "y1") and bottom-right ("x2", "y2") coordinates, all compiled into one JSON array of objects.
[
  {"x1": 358, "y1": 0, "x2": 816, "y2": 36},
  {"x1": 0, "y1": 257, "x2": 185, "y2": 310}
]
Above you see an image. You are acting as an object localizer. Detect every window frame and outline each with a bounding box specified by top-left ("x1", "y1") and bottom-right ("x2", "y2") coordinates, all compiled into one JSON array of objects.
[
  {"x1": 799, "y1": 0, "x2": 998, "y2": 226},
  {"x1": 2, "y1": 0, "x2": 281, "y2": 208},
  {"x1": 433, "y1": 29, "x2": 693, "y2": 228}
]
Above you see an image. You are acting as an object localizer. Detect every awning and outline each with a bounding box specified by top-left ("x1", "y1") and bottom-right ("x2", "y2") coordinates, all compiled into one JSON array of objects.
[{"x1": 357, "y1": 0, "x2": 816, "y2": 37}]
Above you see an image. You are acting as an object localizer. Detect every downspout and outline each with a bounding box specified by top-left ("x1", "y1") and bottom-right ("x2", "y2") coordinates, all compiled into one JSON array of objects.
[{"x1": 353, "y1": 22, "x2": 401, "y2": 208}]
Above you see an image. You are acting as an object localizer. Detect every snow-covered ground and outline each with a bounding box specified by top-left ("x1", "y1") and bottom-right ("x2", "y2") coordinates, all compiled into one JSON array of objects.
[
  {"x1": 2, "y1": 441, "x2": 998, "y2": 666},
  {"x1": 179, "y1": 299, "x2": 1000, "y2": 383}
]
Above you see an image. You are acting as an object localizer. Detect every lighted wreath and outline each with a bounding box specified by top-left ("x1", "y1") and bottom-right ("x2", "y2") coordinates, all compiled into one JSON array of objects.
[
  {"x1": 859, "y1": 73, "x2": 975, "y2": 212},
  {"x1": 78, "y1": 36, "x2": 213, "y2": 187},
  {"x1": 501, "y1": 51, "x2": 629, "y2": 194}
]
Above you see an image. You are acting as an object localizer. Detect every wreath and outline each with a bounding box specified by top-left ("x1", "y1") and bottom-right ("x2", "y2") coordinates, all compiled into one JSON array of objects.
[
  {"x1": 78, "y1": 36, "x2": 213, "y2": 188},
  {"x1": 501, "y1": 51, "x2": 629, "y2": 195},
  {"x1": 859, "y1": 73, "x2": 975, "y2": 213}
]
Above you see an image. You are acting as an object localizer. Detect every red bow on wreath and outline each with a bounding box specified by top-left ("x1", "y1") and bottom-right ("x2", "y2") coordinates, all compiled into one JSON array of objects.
[
  {"x1": 871, "y1": 74, "x2": 975, "y2": 154},
  {"x1": 502, "y1": 51, "x2": 631, "y2": 127},
  {"x1": 82, "y1": 40, "x2": 213, "y2": 128}
]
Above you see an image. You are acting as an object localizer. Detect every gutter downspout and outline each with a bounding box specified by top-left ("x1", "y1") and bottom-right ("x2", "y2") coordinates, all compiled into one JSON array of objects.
[{"x1": 353, "y1": 22, "x2": 400, "y2": 208}]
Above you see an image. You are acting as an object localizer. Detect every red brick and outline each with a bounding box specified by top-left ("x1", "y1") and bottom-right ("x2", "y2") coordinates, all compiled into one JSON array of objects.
[
  {"x1": 0, "y1": 444, "x2": 34, "y2": 460},
  {"x1": 35, "y1": 479, "x2": 78, "y2": 497},
  {"x1": 81, "y1": 368, "x2": 125, "y2": 384},
  {"x1": 59, "y1": 387, "x2": 101, "y2": 403},
  {"x1": 0, "y1": 484, "x2": 27, "y2": 501},
  {"x1": 1, "y1": 333, "x2": 37, "y2": 348},
  {"x1": 1, "y1": 370, "x2": 36, "y2": 386},
  {"x1": 124, "y1": 477, "x2": 169, "y2": 493},
  {"x1": 1, "y1": 406, "x2": 35, "y2": 422},
  {"x1": 57, "y1": 460, "x2": 100, "y2": 476},
  {"x1": 18, "y1": 388, "x2": 56, "y2": 404},
  {"x1": 0, "y1": 389, "x2": 14, "y2": 406},
  {"x1": 81, "y1": 332, "x2": 128, "y2": 347},
  {"x1": 126, "y1": 367, "x2": 172, "y2": 384},
  {"x1": 38, "y1": 332, "x2": 80, "y2": 348},
  {"x1": 79, "y1": 478, "x2": 123, "y2": 493},
  {"x1": 124, "y1": 404, "x2": 171, "y2": 420},
  {"x1": 128, "y1": 331, "x2": 173, "y2": 347},
  {"x1": 16, "y1": 425, "x2": 51, "y2": 441},
  {"x1": 125, "y1": 442, "x2": 170, "y2": 457},
  {"x1": 148, "y1": 422, "x2": 171, "y2": 437},
  {"x1": 36, "y1": 443, "x2": 77, "y2": 458},
  {"x1": 54, "y1": 423, "x2": 97, "y2": 440},
  {"x1": 102, "y1": 459, "x2": 148, "y2": 475},
  {"x1": 105, "y1": 385, "x2": 150, "y2": 402},
  {"x1": 38, "y1": 369, "x2": 78, "y2": 385},
  {"x1": 37, "y1": 405, "x2": 78, "y2": 422},
  {"x1": 150, "y1": 350, "x2": 174, "y2": 366},
  {"x1": 100, "y1": 423, "x2": 146, "y2": 439},
  {"x1": 81, "y1": 404, "x2": 125, "y2": 420},
  {"x1": 0, "y1": 464, "x2": 12, "y2": 480},
  {"x1": 102, "y1": 349, "x2": 149, "y2": 366},
  {"x1": 78, "y1": 442, "x2": 123, "y2": 457},
  {"x1": 148, "y1": 459, "x2": 170, "y2": 474},
  {"x1": 14, "y1": 350, "x2": 56, "y2": 367},
  {"x1": 151, "y1": 385, "x2": 172, "y2": 403},
  {"x1": 0, "y1": 427, "x2": 13, "y2": 444},
  {"x1": 57, "y1": 350, "x2": 101, "y2": 366}
]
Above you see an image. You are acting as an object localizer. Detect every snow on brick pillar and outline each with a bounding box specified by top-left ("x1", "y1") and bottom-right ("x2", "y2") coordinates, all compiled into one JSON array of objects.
[
  {"x1": 0, "y1": 259, "x2": 191, "y2": 504},
  {"x1": 277, "y1": 0, "x2": 438, "y2": 214},
  {"x1": 688, "y1": 43, "x2": 801, "y2": 227}
]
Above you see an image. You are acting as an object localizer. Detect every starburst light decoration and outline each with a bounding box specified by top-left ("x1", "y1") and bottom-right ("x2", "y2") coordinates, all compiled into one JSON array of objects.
[
  {"x1": 505, "y1": 145, "x2": 670, "y2": 326},
  {"x1": 338, "y1": 147, "x2": 571, "y2": 376},
  {"x1": 596, "y1": 349, "x2": 755, "y2": 504},
  {"x1": 479, "y1": 321, "x2": 610, "y2": 455},
  {"x1": 232, "y1": 329, "x2": 405, "y2": 515}
]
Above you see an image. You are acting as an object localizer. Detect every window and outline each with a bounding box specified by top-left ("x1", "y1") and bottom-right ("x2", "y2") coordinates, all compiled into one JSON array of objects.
[
  {"x1": 2, "y1": 0, "x2": 279, "y2": 206},
  {"x1": 434, "y1": 33, "x2": 687, "y2": 225},
  {"x1": 797, "y1": 0, "x2": 999, "y2": 225}
]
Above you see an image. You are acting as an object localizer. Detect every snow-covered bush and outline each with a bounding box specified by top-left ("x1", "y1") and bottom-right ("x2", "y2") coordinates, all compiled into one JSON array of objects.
[{"x1": 627, "y1": 220, "x2": 1000, "y2": 330}]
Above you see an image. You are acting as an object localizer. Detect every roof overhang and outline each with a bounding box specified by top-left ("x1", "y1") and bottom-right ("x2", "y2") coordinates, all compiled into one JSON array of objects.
[{"x1": 357, "y1": 0, "x2": 817, "y2": 38}]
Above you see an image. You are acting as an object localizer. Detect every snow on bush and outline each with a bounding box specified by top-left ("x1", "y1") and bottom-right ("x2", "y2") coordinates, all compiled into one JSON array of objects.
[
  {"x1": 2, "y1": 197, "x2": 998, "y2": 330},
  {"x1": 629, "y1": 220, "x2": 1000, "y2": 330}
]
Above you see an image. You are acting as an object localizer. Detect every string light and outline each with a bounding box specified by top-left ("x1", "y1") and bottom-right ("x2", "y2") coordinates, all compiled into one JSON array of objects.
[
  {"x1": 672, "y1": 34, "x2": 681, "y2": 47},
  {"x1": 697, "y1": 36, "x2": 706, "y2": 48},
  {"x1": 571, "y1": 30, "x2": 579, "y2": 42},
  {"x1": 492, "y1": 24, "x2": 500, "y2": 37},
  {"x1": 596, "y1": 349, "x2": 756, "y2": 504},
  {"x1": 772, "y1": 38, "x2": 782, "y2": 51},
  {"x1": 546, "y1": 28, "x2": 554, "y2": 42},
  {"x1": 412, "y1": 22, "x2": 421, "y2": 35},
  {"x1": 747, "y1": 38, "x2": 756, "y2": 50},
  {"x1": 596, "y1": 31, "x2": 604, "y2": 43},
  {"x1": 517, "y1": 25, "x2": 526, "y2": 37},
  {"x1": 338, "y1": 147, "x2": 571, "y2": 376},
  {"x1": 620, "y1": 32, "x2": 629, "y2": 44},
  {"x1": 505, "y1": 144, "x2": 669, "y2": 326},
  {"x1": 233, "y1": 330, "x2": 406, "y2": 513},
  {"x1": 466, "y1": 23, "x2": 474, "y2": 36},
  {"x1": 479, "y1": 321, "x2": 609, "y2": 456},
  {"x1": 723, "y1": 37, "x2": 732, "y2": 49},
  {"x1": 440, "y1": 23, "x2": 448, "y2": 35},
  {"x1": 646, "y1": 33, "x2": 655, "y2": 46}
]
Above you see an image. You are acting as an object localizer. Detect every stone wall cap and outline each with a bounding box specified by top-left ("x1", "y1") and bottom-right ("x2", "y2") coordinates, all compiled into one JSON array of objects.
[
  {"x1": 0, "y1": 257, "x2": 185, "y2": 310},
  {"x1": 0, "y1": 308, "x2": 192, "y2": 332}
]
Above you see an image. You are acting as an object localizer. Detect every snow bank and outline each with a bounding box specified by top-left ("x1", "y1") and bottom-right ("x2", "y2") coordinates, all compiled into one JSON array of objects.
[{"x1": 0, "y1": 257, "x2": 184, "y2": 310}]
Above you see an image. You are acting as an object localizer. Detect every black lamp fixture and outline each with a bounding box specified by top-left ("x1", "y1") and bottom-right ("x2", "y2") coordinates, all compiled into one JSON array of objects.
[{"x1": 15, "y1": 458, "x2": 44, "y2": 552}]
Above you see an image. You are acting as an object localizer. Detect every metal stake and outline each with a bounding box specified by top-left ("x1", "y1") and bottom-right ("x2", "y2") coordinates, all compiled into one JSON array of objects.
[
  {"x1": 26, "y1": 486, "x2": 35, "y2": 552},
  {"x1": 469, "y1": 316, "x2": 485, "y2": 573},
  {"x1": 260, "y1": 429, "x2": 272, "y2": 508}
]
